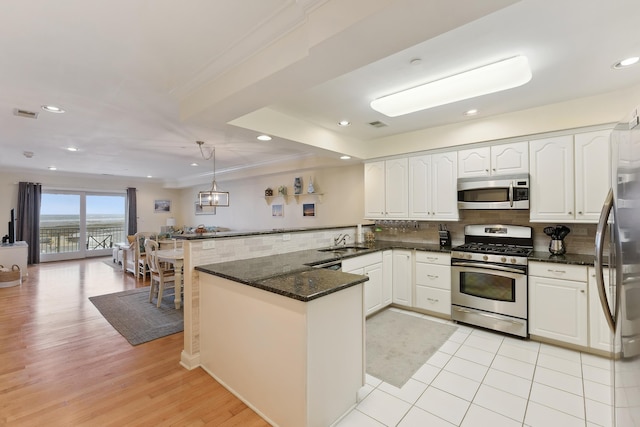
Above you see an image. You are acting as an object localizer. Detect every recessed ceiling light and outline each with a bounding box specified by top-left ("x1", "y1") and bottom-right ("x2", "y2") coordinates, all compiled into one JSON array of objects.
[
  {"x1": 146, "y1": 175, "x2": 152, "y2": 178},
  {"x1": 257, "y1": 135, "x2": 272, "y2": 141},
  {"x1": 340, "y1": 155, "x2": 351, "y2": 160},
  {"x1": 48, "y1": 166, "x2": 57, "y2": 171},
  {"x1": 67, "y1": 147, "x2": 78, "y2": 152},
  {"x1": 41, "y1": 105, "x2": 65, "y2": 113},
  {"x1": 338, "y1": 120, "x2": 351, "y2": 127},
  {"x1": 190, "y1": 162, "x2": 198, "y2": 167},
  {"x1": 464, "y1": 109, "x2": 478, "y2": 116},
  {"x1": 613, "y1": 56, "x2": 639, "y2": 69},
  {"x1": 371, "y1": 55, "x2": 532, "y2": 117}
]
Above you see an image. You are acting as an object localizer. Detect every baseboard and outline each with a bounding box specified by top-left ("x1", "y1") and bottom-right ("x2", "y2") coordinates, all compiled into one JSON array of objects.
[{"x1": 180, "y1": 350, "x2": 200, "y2": 370}]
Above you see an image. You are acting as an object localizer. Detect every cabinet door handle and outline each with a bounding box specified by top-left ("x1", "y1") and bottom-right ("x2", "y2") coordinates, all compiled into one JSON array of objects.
[
  {"x1": 427, "y1": 297, "x2": 439, "y2": 303},
  {"x1": 547, "y1": 269, "x2": 566, "y2": 274},
  {"x1": 427, "y1": 274, "x2": 439, "y2": 279}
]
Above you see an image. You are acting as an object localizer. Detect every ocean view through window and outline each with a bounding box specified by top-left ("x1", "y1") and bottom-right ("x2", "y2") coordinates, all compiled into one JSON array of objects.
[{"x1": 40, "y1": 192, "x2": 125, "y2": 261}]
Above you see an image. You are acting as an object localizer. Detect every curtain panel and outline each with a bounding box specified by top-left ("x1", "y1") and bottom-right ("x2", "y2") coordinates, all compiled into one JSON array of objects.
[
  {"x1": 126, "y1": 187, "x2": 137, "y2": 236},
  {"x1": 17, "y1": 182, "x2": 42, "y2": 264}
]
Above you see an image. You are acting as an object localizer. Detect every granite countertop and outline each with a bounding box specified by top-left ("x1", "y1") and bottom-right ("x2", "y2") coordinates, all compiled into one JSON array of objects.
[
  {"x1": 196, "y1": 238, "x2": 599, "y2": 302},
  {"x1": 174, "y1": 223, "x2": 373, "y2": 240},
  {"x1": 529, "y1": 251, "x2": 597, "y2": 266},
  {"x1": 195, "y1": 241, "x2": 450, "y2": 302}
]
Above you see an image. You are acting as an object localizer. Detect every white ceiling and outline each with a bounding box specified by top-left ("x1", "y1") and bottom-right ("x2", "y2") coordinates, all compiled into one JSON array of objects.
[{"x1": 1, "y1": 0, "x2": 639, "y2": 188}]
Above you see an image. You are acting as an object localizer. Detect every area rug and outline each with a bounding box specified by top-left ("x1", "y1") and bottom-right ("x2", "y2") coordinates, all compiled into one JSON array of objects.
[
  {"x1": 102, "y1": 260, "x2": 121, "y2": 270},
  {"x1": 366, "y1": 309, "x2": 457, "y2": 388},
  {"x1": 89, "y1": 286, "x2": 183, "y2": 346}
]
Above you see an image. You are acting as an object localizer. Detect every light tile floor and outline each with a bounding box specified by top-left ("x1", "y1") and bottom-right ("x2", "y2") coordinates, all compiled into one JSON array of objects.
[{"x1": 336, "y1": 308, "x2": 613, "y2": 427}]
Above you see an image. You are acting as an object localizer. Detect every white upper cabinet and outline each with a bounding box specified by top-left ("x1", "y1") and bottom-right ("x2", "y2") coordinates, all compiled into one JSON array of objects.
[
  {"x1": 574, "y1": 130, "x2": 611, "y2": 222},
  {"x1": 530, "y1": 130, "x2": 611, "y2": 222},
  {"x1": 409, "y1": 152, "x2": 458, "y2": 220},
  {"x1": 529, "y1": 135, "x2": 574, "y2": 222},
  {"x1": 431, "y1": 152, "x2": 459, "y2": 220},
  {"x1": 364, "y1": 158, "x2": 408, "y2": 219},
  {"x1": 364, "y1": 161, "x2": 385, "y2": 218},
  {"x1": 458, "y1": 141, "x2": 529, "y2": 178},
  {"x1": 384, "y1": 158, "x2": 409, "y2": 218}
]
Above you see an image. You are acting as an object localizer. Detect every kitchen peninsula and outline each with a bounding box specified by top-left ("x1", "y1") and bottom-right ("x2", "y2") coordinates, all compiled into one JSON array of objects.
[{"x1": 196, "y1": 251, "x2": 369, "y2": 427}]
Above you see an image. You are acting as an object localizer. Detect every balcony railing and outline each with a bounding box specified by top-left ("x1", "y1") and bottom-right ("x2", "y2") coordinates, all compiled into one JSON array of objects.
[{"x1": 40, "y1": 224, "x2": 126, "y2": 254}]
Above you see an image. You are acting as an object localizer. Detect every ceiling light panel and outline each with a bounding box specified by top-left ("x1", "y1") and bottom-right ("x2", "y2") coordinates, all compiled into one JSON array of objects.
[{"x1": 371, "y1": 55, "x2": 532, "y2": 117}]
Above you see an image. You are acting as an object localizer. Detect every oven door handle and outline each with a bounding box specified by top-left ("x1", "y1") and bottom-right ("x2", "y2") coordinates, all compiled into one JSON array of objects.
[
  {"x1": 453, "y1": 307, "x2": 523, "y2": 324},
  {"x1": 451, "y1": 262, "x2": 526, "y2": 275}
]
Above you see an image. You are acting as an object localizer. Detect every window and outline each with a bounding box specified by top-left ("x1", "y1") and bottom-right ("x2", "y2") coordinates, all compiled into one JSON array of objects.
[{"x1": 40, "y1": 191, "x2": 125, "y2": 261}]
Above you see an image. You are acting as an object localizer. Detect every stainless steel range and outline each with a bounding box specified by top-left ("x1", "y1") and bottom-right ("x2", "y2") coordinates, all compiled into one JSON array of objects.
[{"x1": 451, "y1": 224, "x2": 533, "y2": 338}]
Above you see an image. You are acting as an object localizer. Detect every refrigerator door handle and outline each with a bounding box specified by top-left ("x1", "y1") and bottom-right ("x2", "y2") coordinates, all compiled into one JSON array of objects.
[{"x1": 595, "y1": 188, "x2": 616, "y2": 333}]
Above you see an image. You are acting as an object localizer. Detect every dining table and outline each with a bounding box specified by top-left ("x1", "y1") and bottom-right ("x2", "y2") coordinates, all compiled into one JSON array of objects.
[{"x1": 155, "y1": 248, "x2": 184, "y2": 309}]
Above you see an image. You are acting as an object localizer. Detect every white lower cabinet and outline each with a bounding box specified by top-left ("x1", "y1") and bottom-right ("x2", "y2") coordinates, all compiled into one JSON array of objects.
[
  {"x1": 414, "y1": 251, "x2": 451, "y2": 316},
  {"x1": 343, "y1": 252, "x2": 386, "y2": 316},
  {"x1": 392, "y1": 250, "x2": 413, "y2": 306},
  {"x1": 382, "y1": 250, "x2": 393, "y2": 307},
  {"x1": 588, "y1": 266, "x2": 619, "y2": 353},
  {"x1": 528, "y1": 261, "x2": 588, "y2": 346}
]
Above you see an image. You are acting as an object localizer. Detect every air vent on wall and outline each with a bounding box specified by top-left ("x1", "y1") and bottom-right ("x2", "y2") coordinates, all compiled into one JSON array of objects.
[
  {"x1": 13, "y1": 108, "x2": 39, "y2": 119},
  {"x1": 368, "y1": 120, "x2": 388, "y2": 128}
]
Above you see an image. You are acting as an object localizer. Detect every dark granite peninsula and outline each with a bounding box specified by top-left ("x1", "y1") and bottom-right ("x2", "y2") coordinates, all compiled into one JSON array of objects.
[{"x1": 196, "y1": 249, "x2": 369, "y2": 427}]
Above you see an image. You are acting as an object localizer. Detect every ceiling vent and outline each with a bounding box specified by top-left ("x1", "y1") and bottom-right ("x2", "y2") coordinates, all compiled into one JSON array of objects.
[
  {"x1": 14, "y1": 108, "x2": 39, "y2": 119},
  {"x1": 368, "y1": 120, "x2": 388, "y2": 128}
]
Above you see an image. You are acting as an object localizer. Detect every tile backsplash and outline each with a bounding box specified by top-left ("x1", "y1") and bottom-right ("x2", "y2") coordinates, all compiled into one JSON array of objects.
[{"x1": 373, "y1": 210, "x2": 599, "y2": 255}]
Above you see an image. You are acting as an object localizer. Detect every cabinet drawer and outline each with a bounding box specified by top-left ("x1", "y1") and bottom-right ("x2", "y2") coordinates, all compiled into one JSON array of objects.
[
  {"x1": 415, "y1": 263, "x2": 450, "y2": 290},
  {"x1": 415, "y1": 251, "x2": 450, "y2": 266},
  {"x1": 342, "y1": 251, "x2": 383, "y2": 271},
  {"x1": 529, "y1": 261, "x2": 587, "y2": 282},
  {"x1": 415, "y1": 286, "x2": 451, "y2": 315}
]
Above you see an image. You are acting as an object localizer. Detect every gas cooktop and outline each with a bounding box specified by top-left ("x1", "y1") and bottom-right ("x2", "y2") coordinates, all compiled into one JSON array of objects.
[{"x1": 453, "y1": 242, "x2": 533, "y2": 257}]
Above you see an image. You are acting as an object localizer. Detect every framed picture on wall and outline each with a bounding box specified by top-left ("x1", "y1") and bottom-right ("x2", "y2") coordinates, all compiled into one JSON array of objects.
[
  {"x1": 302, "y1": 203, "x2": 316, "y2": 217},
  {"x1": 195, "y1": 202, "x2": 216, "y2": 215},
  {"x1": 154, "y1": 199, "x2": 171, "y2": 213},
  {"x1": 272, "y1": 204, "x2": 284, "y2": 217}
]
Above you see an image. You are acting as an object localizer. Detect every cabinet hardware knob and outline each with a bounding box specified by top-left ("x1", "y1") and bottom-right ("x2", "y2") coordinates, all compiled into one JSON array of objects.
[
  {"x1": 578, "y1": 211, "x2": 583, "y2": 214},
  {"x1": 568, "y1": 211, "x2": 572, "y2": 214}
]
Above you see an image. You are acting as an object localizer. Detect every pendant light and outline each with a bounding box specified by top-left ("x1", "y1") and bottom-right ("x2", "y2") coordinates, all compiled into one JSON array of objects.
[{"x1": 196, "y1": 141, "x2": 229, "y2": 207}]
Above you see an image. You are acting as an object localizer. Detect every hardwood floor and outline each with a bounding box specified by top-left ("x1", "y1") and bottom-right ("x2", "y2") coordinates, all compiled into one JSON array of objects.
[{"x1": 0, "y1": 258, "x2": 269, "y2": 426}]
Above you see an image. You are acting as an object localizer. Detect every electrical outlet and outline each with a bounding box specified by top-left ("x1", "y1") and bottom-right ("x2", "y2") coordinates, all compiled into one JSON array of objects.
[
  {"x1": 202, "y1": 240, "x2": 215, "y2": 249},
  {"x1": 282, "y1": 234, "x2": 291, "y2": 241}
]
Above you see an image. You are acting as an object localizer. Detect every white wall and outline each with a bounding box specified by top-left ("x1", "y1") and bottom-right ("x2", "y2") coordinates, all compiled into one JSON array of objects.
[
  {"x1": 0, "y1": 170, "x2": 181, "y2": 235},
  {"x1": 176, "y1": 163, "x2": 365, "y2": 231},
  {"x1": 0, "y1": 163, "x2": 364, "y2": 237}
]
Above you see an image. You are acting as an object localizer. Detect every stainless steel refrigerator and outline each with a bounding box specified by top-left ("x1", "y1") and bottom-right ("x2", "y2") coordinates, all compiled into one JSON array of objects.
[{"x1": 596, "y1": 106, "x2": 640, "y2": 426}]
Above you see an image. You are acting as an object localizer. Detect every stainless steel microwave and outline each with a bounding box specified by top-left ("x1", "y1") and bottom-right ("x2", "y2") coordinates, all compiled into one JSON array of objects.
[{"x1": 457, "y1": 174, "x2": 529, "y2": 210}]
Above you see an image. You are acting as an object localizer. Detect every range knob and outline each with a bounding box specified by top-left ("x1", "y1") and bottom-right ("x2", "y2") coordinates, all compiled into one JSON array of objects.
[
  {"x1": 466, "y1": 254, "x2": 472, "y2": 260},
  {"x1": 510, "y1": 258, "x2": 517, "y2": 264},
  {"x1": 501, "y1": 257, "x2": 507, "y2": 263},
  {"x1": 483, "y1": 255, "x2": 488, "y2": 261}
]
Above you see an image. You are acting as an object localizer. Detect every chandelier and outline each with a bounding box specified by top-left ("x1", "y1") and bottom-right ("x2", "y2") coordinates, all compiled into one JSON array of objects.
[{"x1": 196, "y1": 141, "x2": 229, "y2": 207}]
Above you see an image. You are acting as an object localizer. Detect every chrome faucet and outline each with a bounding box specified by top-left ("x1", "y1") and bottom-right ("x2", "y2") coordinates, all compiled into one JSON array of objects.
[{"x1": 334, "y1": 233, "x2": 349, "y2": 246}]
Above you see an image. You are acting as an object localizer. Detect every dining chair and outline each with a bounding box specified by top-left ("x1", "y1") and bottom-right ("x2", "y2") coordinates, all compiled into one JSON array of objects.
[
  {"x1": 122, "y1": 231, "x2": 156, "y2": 279},
  {"x1": 144, "y1": 239, "x2": 178, "y2": 308}
]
